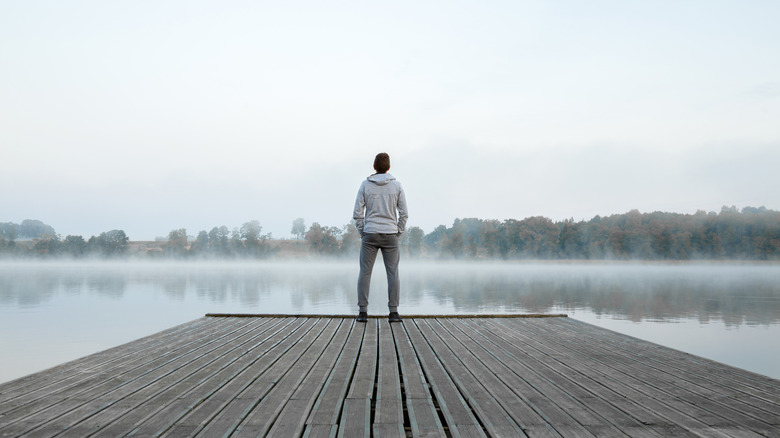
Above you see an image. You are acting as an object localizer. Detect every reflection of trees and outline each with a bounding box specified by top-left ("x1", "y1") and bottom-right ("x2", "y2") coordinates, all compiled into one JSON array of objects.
[
  {"x1": 401, "y1": 264, "x2": 780, "y2": 326},
  {"x1": 0, "y1": 272, "x2": 59, "y2": 306},
  {"x1": 85, "y1": 274, "x2": 127, "y2": 298},
  {"x1": 0, "y1": 265, "x2": 128, "y2": 305},
  {"x1": 1, "y1": 262, "x2": 779, "y2": 326}
]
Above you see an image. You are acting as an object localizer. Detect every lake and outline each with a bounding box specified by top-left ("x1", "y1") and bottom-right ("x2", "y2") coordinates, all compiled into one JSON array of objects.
[{"x1": 1, "y1": 260, "x2": 779, "y2": 384}]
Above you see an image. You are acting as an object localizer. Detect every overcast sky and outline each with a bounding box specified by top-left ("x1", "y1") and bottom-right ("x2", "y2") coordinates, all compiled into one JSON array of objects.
[{"x1": 2, "y1": 1, "x2": 779, "y2": 240}]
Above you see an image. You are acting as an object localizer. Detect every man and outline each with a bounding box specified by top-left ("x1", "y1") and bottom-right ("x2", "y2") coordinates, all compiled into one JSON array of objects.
[{"x1": 353, "y1": 152, "x2": 408, "y2": 323}]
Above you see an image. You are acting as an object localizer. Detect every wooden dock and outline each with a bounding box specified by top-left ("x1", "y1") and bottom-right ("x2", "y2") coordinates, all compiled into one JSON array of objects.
[{"x1": 1, "y1": 315, "x2": 778, "y2": 437}]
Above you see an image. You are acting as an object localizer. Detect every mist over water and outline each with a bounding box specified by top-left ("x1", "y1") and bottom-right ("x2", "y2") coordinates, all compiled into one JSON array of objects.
[{"x1": 1, "y1": 260, "x2": 779, "y2": 383}]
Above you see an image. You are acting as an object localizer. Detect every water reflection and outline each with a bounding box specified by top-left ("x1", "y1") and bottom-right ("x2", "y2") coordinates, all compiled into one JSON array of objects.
[{"x1": 1, "y1": 261, "x2": 779, "y2": 326}]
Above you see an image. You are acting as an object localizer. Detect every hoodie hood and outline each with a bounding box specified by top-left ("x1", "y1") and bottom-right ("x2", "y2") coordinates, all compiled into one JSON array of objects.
[{"x1": 367, "y1": 173, "x2": 396, "y2": 186}]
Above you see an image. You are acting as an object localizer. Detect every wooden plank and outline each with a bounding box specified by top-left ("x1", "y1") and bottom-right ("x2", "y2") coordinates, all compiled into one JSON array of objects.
[
  {"x1": 82, "y1": 317, "x2": 291, "y2": 437},
  {"x1": 497, "y1": 318, "x2": 739, "y2": 437},
  {"x1": 559, "y1": 317, "x2": 779, "y2": 394},
  {"x1": 57, "y1": 322, "x2": 276, "y2": 437},
  {"x1": 0, "y1": 317, "x2": 257, "y2": 435},
  {"x1": 337, "y1": 398, "x2": 370, "y2": 437},
  {"x1": 519, "y1": 318, "x2": 778, "y2": 429},
  {"x1": 230, "y1": 319, "x2": 343, "y2": 437},
  {"x1": 336, "y1": 319, "x2": 377, "y2": 437},
  {"x1": 0, "y1": 317, "x2": 228, "y2": 408},
  {"x1": 15, "y1": 318, "x2": 268, "y2": 437},
  {"x1": 498, "y1": 317, "x2": 712, "y2": 437},
  {"x1": 479, "y1": 318, "x2": 676, "y2": 438},
  {"x1": 265, "y1": 398, "x2": 311, "y2": 438},
  {"x1": 414, "y1": 319, "x2": 536, "y2": 437},
  {"x1": 535, "y1": 318, "x2": 778, "y2": 436},
  {"x1": 391, "y1": 321, "x2": 446, "y2": 438},
  {"x1": 303, "y1": 424, "x2": 338, "y2": 438},
  {"x1": 407, "y1": 398, "x2": 446, "y2": 438},
  {"x1": 1, "y1": 315, "x2": 778, "y2": 438},
  {"x1": 556, "y1": 318, "x2": 780, "y2": 412},
  {"x1": 391, "y1": 322, "x2": 431, "y2": 400},
  {"x1": 402, "y1": 320, "x2": 484, "y2": 437},
  {"x1": 267, "y1": 319, "x2": 354, "y2": 438},
  {"x1": 439, "y1": 318, "x2": 598, "y2": 437},
  {"x1": 374, "y1": 319, "x2": 403, "y2": 427},
  {"x1": 156, "y1": 318, "x2": 315, "y2": 437},
  {"x1": 191, "y1": 318, "x2": 331, "y2": 437},
  {"x1": 0, "y1": 317, "x2": 218, "y2": 397},
  {"x1": 458, "y1": 318, "x2": 642, "y2": 437},
  {"x1": 346, "y1": 319, "x2": 378, "y2": 400},
  {"x1": 305, "y1": 322, "x2": 364, "y2": 427},
  {"x1": 152, "y1": 317, "x2": 298, "y2": 435},
  {"x1": 372, "y1": 422, "x2": 405, "y2": 438}
]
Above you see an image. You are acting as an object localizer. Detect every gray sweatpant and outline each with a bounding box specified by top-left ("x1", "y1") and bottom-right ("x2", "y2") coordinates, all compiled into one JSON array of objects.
[{"x1": 357, "y1": 234, "x2": 400, "y2": 313}]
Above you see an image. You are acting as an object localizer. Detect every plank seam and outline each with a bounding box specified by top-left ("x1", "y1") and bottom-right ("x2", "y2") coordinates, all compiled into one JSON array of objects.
[{"x1": 389, "y1": 323, "x2": 421, "y2": 437}]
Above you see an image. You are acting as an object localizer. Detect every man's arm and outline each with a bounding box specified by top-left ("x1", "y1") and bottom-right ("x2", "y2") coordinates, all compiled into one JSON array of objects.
[
  {"x1": 352, "y1": 183, "x2": 366, "y2": 236},
  {"x1": 396, "y1": 183, "x2": 408, "y2": 235}
]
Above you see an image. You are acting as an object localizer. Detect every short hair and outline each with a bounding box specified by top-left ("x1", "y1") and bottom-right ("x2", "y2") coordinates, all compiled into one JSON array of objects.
[{"x1": 373, "y1": 153, "x2": 390, "y2": 173}]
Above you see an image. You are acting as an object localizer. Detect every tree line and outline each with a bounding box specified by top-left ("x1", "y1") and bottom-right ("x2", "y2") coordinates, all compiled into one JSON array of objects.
[
  {"x1": 0, "y1": 226, "x2": 129, "y2": 257},
  {"x1": 415, "y1": 206, "x2": 780, "y2": 260},
  {"x1": 1, "y1": 206, "x2": 779, "y2": 260}
]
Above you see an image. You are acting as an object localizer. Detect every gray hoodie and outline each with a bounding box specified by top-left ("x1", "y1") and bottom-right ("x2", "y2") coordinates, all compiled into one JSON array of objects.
[{"x1": 353, "y1": 173, "x2": 408, "y2": 236}]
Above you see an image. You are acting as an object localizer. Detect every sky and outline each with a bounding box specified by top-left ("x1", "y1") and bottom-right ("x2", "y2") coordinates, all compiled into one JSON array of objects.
[{"x1": 2, "y1": 0, "x2": 779, "y2": 240}]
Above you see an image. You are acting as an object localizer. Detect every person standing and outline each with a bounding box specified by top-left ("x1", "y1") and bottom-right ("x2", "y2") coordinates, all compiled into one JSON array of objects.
[{"x1": 353, "y1": 153, "x2": 408, "y2": 322}]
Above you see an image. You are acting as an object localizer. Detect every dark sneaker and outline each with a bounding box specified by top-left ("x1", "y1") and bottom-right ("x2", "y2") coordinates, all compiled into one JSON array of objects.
[
  {"x1": 388, "y1": 312, "x2": 402, "y2": 323},
  {"x1": 356, "y1": 312, "x2": 368, "y2": 322}
]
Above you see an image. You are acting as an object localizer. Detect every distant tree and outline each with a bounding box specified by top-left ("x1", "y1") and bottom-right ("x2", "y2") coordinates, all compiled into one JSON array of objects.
[
  {"x1": 19, "y1": 219, "x2": 55, "y2": 239},
  {"x1": 62, "y1": 235, "x2": 87, "y2": 257},
  {"x1": 230, "y1": 227, "x2": 241, "y2": 253},
  {"x1": 584, "y1": 217, "x2": 610, "y2": 259},
  {"x1": 240, "y1": 220, "x2": 268, "y2": 257},
  {"x1": 496, "y1": 217, "x2": 558, "y2": 258},
  {"x1": 406, "y1": 226, "x2": 424, "y2": 258},
  {"x1": 446, "y1": 219, "x2": 469, "y2": 258},
  {"x1": 291, "y1": 218, "x2": 306, "y2": 240},
  {"x1": 340, "y1": 224, "x2": 361, "y2": 257},
  {"x1": 467, "y1": 235, "x2": 478, "y2": 258},
  {"x1": 33, "y1": 233, "x2": 61, "y2": 256},
  {"x1": 305, "y1": 222, "x2": 341, "y2": 255},
  {"x1": 89, "y1": 230, "x2": 129, "y2": 256},
  {"x1": 445, "y1": 230, "x2": 465, "y2": 258},
  {"x1": 240, "y1": 220, "x2": 263, "y2": 242},
  {"x1": 167, "y1": 228, "x2": 189, "y2": 256},
  {"x1": 208, "y1": 226, "x2": 231, "y2": 255},
  {"x1": 479, "y1": 220, "x2": 501, "y2": 257},
  {"x1": 0, "y1": 222, "x2": 19, "y2": 241},
  {"x1": 190, "y1": 231, "x2": 210, "y2": 255},
  {"x1": 558, "y1": 219, "x2": 586, "y2": 259},
  {"x1": 423, "y1": 225, "x2": 448, "y2": 256},
  {"x1": 0, "y1": 236, "x2": 16, "y2": 254}
]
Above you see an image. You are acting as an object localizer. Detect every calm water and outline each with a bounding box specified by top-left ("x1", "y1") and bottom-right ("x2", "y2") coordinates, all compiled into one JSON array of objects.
[{"x1": 1, "y1": 260, "x2": 779, "y2": 383}]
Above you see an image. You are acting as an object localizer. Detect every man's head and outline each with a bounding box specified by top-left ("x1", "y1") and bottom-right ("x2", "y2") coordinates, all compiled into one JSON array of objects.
[{"x1": 373, "y1": 153, "x2": 391, "y2": 174}]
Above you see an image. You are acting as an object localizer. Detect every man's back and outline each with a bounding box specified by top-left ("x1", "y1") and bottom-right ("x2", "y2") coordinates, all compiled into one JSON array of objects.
[{"x1": 353, "y1": 173, "x2": 408, "y2": 236}]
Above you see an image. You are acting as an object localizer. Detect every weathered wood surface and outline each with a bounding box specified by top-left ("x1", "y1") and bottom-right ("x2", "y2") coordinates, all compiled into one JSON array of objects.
[{"x1": 1, "y1": 316, "x2": 778, "y2": 437}]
